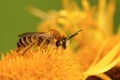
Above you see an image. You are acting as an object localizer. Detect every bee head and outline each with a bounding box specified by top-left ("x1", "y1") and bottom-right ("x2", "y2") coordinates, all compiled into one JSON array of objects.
[
  {"x1": 56, "y1": 29, "x2": 82, "y2": 49},
  {"x1": 56, "y1": 37, "x2": 68, "y2": 49}
]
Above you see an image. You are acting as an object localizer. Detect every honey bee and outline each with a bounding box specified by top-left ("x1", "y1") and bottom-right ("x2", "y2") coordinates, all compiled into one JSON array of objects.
[{"x1": 17, "y1": 29, "x2": 82, "y2": 55}]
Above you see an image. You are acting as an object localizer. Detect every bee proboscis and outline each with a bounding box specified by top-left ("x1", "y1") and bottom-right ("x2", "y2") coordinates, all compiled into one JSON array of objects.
[{"x1": 17, "y1": 29, "x2": 82, "y2": 55}]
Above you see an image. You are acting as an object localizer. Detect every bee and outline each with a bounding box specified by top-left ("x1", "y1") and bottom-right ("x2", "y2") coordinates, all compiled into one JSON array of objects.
[{"x1": 17, "y1": 29, "x2": 82, "y2": 55}]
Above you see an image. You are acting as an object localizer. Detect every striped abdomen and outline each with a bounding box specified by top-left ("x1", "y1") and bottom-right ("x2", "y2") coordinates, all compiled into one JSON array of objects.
[
  {"x1": 17, "y1": 37, "x2": 35, "y2": 48},
  {"x1": 17, "y1": 36, "x2": 50, "y2": 48}
]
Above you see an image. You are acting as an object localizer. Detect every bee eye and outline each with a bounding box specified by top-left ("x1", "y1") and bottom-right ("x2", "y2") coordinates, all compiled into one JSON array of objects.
[{"x1": 56, "y1": 40, "x2": 60, "y2": 47}]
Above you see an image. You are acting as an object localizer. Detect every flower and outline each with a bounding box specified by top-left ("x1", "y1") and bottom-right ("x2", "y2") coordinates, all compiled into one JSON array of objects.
[
  {"x1": 28, "y1": 0, "x2": 120, "y2": 79},
  {"x1": 0, "y1": 0, "x2": 120, "y2": 80},
  {"x1": 0, "y1": 46, "x2": 83, "y2": 80}
]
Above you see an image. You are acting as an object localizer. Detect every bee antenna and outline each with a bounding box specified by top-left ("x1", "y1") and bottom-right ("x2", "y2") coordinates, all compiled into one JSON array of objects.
[{"x1": 68, "y1": 29, "x2": 82, "y2": 40}]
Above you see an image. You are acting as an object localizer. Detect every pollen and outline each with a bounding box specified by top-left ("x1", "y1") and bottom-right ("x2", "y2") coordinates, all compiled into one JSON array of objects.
[{"x1": 0, "y1": 45, "x2": 83, "y2": 80}]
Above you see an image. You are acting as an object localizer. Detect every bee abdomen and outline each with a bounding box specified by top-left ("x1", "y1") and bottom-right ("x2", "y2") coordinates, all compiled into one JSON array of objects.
[{"x1": 17, "y1": 37, "x2": 33, "y2": 48}]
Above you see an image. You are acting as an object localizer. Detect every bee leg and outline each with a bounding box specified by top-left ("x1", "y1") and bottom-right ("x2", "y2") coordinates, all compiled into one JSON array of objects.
[
  {"x1": 16, "y1": 47, "x2": 23, "y2": 53},
  {"x1": 39, "y1": 39, "x2": 50, "y2": 49},
  {"x1": 22, "y1": 41, "x2": 37, "y2": 55}
]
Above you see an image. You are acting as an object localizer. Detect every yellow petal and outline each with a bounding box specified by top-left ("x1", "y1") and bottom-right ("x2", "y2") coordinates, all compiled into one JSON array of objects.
[{"x1": 84, "y1": 42, "x2": 120, "y2": 75}]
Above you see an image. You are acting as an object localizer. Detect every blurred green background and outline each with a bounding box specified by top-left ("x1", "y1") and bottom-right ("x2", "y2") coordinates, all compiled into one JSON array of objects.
[{"x1": 0, "y1": 0, "x2": 120, "y2": 55}]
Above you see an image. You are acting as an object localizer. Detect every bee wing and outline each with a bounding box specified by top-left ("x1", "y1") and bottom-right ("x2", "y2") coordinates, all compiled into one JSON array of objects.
[
  {"x1": 18, "y1": 32, "x2": 54, "y2": 39},
  {"x1": 18, "y1": 32, "x2": 42, "y2": 37}
]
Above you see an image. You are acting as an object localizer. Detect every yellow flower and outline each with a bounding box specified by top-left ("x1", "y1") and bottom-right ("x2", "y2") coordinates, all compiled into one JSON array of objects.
[
  {"x1": 28, "y1": 0, "x2": 120, "y2": 79},
  {"x1": 0, "y1": 46, "x2": 83, "y2": 80},
  {"x1": 0, "y1": 0, "x2": 119, "y2": 80}
]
